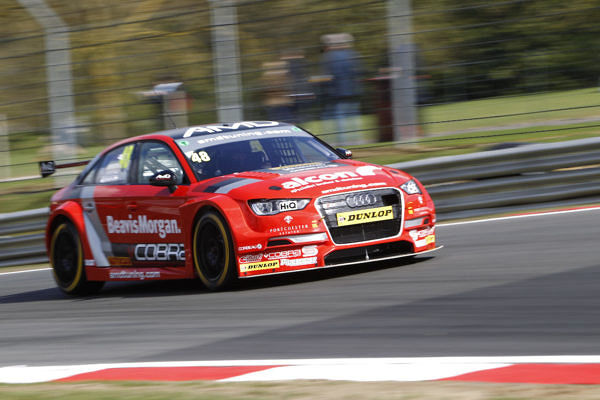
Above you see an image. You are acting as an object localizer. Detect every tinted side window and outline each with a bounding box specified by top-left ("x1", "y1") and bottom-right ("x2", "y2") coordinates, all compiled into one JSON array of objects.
[
  {"x1": 94, "y1": 144, "x2": 135, "y2": 185},
  {"x1": 137, "y1": 141, "x2": 185, "y2": 185}
]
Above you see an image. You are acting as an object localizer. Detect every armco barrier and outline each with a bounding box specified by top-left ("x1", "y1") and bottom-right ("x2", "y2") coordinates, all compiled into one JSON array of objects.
[
  {"x1": 0, "y1": 207, "x2": 49, "y2": 268},
  {"x1": 2, "y1": 137, "x2": 600, "y2": 267},
  {"x1": 389, "y1": 136, "x2": 600, "y2": 219}
]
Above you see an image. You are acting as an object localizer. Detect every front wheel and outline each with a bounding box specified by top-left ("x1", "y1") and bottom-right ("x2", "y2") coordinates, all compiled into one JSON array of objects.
[
  {"x1": 192, "y1": 211, "x2": 237, "y2": 291},
  {"x1": 50, "y1": 221, "x2": 104, "y2": 295}
]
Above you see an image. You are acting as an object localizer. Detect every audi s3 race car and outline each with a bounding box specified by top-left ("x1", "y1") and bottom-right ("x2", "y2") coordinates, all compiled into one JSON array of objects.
[{"x1": 45, "y1": 121, "x2": 440, "y2": 295}]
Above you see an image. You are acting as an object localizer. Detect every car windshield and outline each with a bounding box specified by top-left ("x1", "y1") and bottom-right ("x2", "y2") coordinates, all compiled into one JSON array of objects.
[{"x1": 175, "y1": 131, "x2": 340, "y2": 181}]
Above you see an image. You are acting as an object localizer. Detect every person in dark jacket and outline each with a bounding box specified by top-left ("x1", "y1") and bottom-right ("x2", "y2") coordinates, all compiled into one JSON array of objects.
[{"x1": 320, "y1": 33, "x2": 363, "y2": 146}]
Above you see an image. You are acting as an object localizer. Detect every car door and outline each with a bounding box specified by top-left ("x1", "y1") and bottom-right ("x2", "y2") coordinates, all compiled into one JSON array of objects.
[
  {"x1": 122, "y1": 140, "x2": 189, "y2": 267},
  {"x1": 81, "y1": 142, "x2": 137, "y2": 267}
]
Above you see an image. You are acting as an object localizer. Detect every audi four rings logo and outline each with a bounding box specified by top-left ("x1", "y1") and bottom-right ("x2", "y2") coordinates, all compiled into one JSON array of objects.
[{"x1": 345, "y1": 193, "x2": 377, "y2": 208}]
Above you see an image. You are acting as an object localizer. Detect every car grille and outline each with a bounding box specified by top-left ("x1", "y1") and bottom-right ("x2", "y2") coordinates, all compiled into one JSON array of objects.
[{"x1": 316, "y1": 188, "x2": 402, "y2": 244}]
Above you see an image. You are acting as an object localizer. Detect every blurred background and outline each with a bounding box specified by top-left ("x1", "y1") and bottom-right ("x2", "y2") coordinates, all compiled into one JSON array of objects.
[{"x1": 1, "y1": 0, "x2": 600, "y2": 212}]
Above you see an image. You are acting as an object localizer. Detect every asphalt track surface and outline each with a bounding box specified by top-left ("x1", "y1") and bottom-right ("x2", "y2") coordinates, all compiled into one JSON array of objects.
[{"x1": 1, "y1": 208, "x2": 599, "y2": 368}]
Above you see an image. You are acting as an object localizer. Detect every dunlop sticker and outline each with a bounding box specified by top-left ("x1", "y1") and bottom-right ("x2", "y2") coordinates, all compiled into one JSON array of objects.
[
  {"x1": 336, "y1": 206, "x2": 394, "y2": 227},
  {"x1": 240, "y1": 259, "x2": 280, "y2": 273}
]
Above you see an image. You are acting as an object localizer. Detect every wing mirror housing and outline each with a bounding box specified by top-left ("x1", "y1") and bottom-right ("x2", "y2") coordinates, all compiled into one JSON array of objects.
[
  {"x1": 336, "y1": 148, "x2": 353, "y2": 159},
  {"x1": 149, "y1": 170, "x2": 177, "y2": 193}
]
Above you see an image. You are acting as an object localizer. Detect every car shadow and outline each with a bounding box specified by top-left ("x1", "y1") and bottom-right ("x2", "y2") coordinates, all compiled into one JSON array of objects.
[
  {"x1": 0, "y1": 256, "x2": 435, "y2": 303},
  {"x1": 234, "y1": 256, "x2": 434, "y2": 291}
]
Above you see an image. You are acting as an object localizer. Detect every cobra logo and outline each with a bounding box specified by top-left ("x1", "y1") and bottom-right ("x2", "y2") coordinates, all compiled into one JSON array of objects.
[{"x1": 345, "y1": 193, "x2": 377, "y2": 208}]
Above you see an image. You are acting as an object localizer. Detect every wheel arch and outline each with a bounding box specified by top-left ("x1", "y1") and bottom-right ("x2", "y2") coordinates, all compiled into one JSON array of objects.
[{"x1": 46, "y1": 201, "x2": 86, "y2": 254}]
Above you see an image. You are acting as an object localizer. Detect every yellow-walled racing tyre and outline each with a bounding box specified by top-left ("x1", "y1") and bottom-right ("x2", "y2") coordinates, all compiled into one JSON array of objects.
[
  {"x1": 50, "y1": 221, "x2": 104, "y2": 295},
  {"x1": 192, "y1": 211, "x2": 237, "y2": 291}
]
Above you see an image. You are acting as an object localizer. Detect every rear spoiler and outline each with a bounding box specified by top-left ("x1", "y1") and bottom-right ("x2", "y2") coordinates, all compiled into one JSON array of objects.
[{"x1": 39, "y1": 160, "x2": 90, "y2": 178}]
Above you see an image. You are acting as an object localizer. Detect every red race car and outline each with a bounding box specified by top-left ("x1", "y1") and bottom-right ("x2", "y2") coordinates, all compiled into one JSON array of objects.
[{"x1": 45, "y1": 121, "x2": 440, "y2": 294}]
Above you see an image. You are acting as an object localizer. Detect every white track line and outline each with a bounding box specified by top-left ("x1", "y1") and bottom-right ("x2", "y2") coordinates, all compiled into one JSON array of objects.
[
  {"x1": 2, "y1": 205, "x2": 599, "y2": 276},
  {"x1": 437, "y1": 205, "x2": 600, "y2": 227},
  {"x1": 0, "y1": 268, "x2": 50, "y2": 276}
]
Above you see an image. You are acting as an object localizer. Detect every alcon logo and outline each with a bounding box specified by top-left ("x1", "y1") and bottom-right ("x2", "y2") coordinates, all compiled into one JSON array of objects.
[{"x1": 281, "y1": 166, "x2": 382, "y2": 190}]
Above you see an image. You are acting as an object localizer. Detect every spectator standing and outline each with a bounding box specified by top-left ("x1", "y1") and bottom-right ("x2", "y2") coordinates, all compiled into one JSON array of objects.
[
  {"x1": 320, "y1": 33, "x2": 363, "y2": 146},
  {"x1": 281, "y1": 49, "x2": 314, "y2": 123},
  {"x1": 261, "y1": 61, "x2": 294, "y2": 123}
]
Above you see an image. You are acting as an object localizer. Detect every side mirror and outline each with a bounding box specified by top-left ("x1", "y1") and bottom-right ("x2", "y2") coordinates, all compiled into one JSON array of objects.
[
  {"x1": 149, "y1": 170, "x2": 177, "y2": 193},
  {"x1": 336, "y1": 148, "x2": 353, "y2": 159}
]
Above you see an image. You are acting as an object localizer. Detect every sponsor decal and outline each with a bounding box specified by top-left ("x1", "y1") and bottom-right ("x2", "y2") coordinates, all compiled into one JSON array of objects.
[
  {"x1": 238, "y1": 243, "x2": 263, "y2": 251},
  {"x1": 409, "y1": 227, "x2": 435, "y2": 241},
  {"x1": 282, "y1": 166, "x2": 382, "y2": 192},
  {"x1": 270, "y1": 163, "x2": 335, "y2": 173},
  {"x1": 238, "y1": 253, "x2": 263, "y2": 263},
  {"x1": 84, "y1": 259, "x2": 96, "y2": 267},
  {"x1": 280, "y1": 257, "x2": 317, "y2": 267},
  {"x1": 240, "y1": 260, "x2": 280, "y2": 272},
  {"x1": 183, "y1": 121, "x2": 280, "y2": 138},
  {"x1": 415, "y1": 234, "x2": 436, "y2": 248},
  {"x1": 321, "y1": 182, "x2": 387, "y2": 194},
  {"x1": 134, "y1": 243, "x2": 185, "y2": 261},
  {"x1": 284, "y1": 215, "x2": 293, "y2": 224},
  {"x1": 107, "y1": 256, "x2": 132, "y2": 266},
  {"x1": 109, "y1": 270, "x2": 161, "y2": 280},
  {"x1": 106, "y1": 215, "x2": 181, "y2": 239},
  {"x1": 155, "y1": 173, "x2": 173, "y2": 181},
  {"x1": 302, "y1": 245, "x2": 318, "y2": 257},
  {"x1": 279, "y1": 200, "x2": 300, "y2": 211},
  {"x1": 311, "y1": 220, "x2": 319, "y2": 228},
  {"x1": 264, "y1": 249, "x2": 301, "y2": 260},
  {"x1": 336, "y1": 206, "x2": 394, "y2": 227},
  {"x1": 238, "y1": 247, "x2": 319, "y2": 269},
  {"x1": 269, "y1": 224, "x2": 309, "y2": 233}
]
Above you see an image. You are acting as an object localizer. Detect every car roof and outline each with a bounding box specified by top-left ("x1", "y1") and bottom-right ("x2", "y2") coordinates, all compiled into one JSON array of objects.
[{"x1": 144, "y1": 121, "x2": 297, "y2": 140}]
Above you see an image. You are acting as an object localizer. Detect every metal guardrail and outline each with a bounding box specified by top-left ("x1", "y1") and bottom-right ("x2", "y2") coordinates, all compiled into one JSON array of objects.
[
  {"x1": 2, "y1": 137, "x2": 600, "y2": 267},
  {"x1": 390, "y1": 136, "x2": 600, "y2": 220},
  {"x1": 0, "y1": 207, "x2": 49, "y2": 268}
]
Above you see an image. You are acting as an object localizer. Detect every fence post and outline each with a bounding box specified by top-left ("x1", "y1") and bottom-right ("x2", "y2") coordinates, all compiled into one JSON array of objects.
[
  {"x1": 0, "y1": 115, "x2": 8, "y2": 180},
  {"x1": 386, "y1": 0, "x2": 418, "y2": 143},
  {"x1": 17, "y1": 0, "x2": 77, "y2": 179},
  {"x1": 209, "y1": 0, "x2": 244, "y2": 123}
]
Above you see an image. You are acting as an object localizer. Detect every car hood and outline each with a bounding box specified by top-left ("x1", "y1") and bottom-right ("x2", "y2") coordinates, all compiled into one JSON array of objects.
[{"x1": 194, "y1": 160, "x2": 410, "y2": 198}]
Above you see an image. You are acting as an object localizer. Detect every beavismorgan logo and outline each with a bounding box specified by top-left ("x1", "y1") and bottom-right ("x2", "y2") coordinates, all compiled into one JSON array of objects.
[
  {"x1": 106, "y1": 215, "x2": 181, "y2": 239},
  {"x1": 240, "y1": 260, "x2": 280, "y2": 273},
  {"x1": 282, "y1": 166, "x2": 382, "y2": 190},
  {"x1": 336, "y1": 206, "x2": 394, "y2": 227}
]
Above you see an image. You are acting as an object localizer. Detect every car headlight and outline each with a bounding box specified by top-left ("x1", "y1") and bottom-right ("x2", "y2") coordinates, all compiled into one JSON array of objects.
[
  {"x1": 400, "y1": 179, "x2": 421, "y2": 195},
  {"x1": 249, "y1": 199, "x2": 310, "y2": 215}
]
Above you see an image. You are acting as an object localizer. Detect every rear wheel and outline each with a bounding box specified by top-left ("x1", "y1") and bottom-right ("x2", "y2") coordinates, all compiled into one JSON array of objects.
[
  {"x1": 192, "y1": 211, "x2": 237, "y2": 291},
  {"x1": 50, "y1": 221, "x2": 104, "y2": 295}
]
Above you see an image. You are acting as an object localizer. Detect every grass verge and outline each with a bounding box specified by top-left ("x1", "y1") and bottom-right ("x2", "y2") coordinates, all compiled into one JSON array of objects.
[{"x1": 2, "y1": 380, "x2": 600, "y2": 400}]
